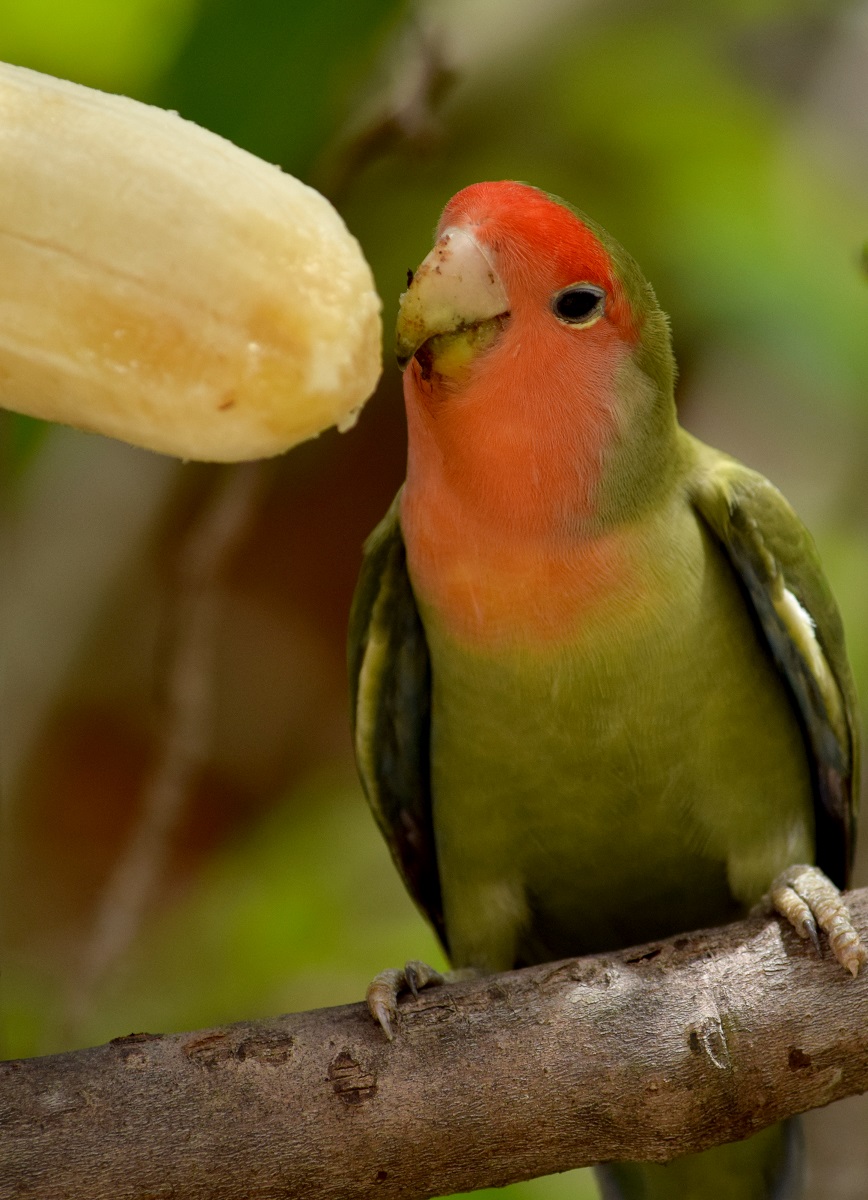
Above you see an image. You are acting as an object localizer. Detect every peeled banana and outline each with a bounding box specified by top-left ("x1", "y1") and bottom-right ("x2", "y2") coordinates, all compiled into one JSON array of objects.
[{"x1": 0, "y1": 62, "x2": 382, "y2": 461}]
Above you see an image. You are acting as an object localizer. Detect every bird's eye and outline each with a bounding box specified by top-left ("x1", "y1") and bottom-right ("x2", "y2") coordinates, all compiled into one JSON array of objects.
[{"x1": 551, "y1": 284, "x2": 606, "y2": 325}]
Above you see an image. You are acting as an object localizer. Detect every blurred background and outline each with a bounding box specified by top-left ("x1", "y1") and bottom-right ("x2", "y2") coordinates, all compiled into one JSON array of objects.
[{"x1": 1, "y1": 1, "x2": 867, "y2": 1196}]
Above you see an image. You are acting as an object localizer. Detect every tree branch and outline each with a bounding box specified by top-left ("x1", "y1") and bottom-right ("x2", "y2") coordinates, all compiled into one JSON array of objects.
[{"x1": 4, "y1": 891, "x2": 868, "y2": 1200}]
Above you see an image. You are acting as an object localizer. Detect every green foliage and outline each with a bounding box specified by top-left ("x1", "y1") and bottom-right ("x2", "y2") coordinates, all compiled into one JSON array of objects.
[
  {"x1": 0, "y1": 412, "x2": 48, "y2": 485},
  {"x1": 447, "y1": 1172, "x2": 598, "y2": 1200},
  {"x1": 65, "y1": 771, "x2": 443, "y2": 1044},
  {"x1": 155, "y1": 0, "x2": 407, "y2": 175},
  {"x1": 0, "y1": 0, "x2": 197, "y2": 91}
]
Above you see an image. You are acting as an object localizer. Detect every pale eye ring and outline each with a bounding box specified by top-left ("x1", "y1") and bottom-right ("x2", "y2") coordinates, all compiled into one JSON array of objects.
[{"x1": 551, "y1": 283, "x2": 606, "y2": 325}]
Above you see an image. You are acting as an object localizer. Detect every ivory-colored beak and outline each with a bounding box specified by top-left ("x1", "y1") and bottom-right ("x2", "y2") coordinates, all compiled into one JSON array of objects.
[{"x1": 395, "y1": 226, "x2": 509, "y2": 370}]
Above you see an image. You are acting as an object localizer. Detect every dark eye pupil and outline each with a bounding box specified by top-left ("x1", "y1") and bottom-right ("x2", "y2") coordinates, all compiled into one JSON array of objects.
[{"x1": 553, "y1": 286, "x2": 604, "y2": 323}]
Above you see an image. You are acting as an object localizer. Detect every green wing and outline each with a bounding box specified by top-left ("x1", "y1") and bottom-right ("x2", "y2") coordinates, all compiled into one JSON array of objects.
[
  {"x1": 686, "y1": 434, "x2": 860, "y2": 887},
  {"x1": 348, "y1": 493, "x2": 447, "y2": 951}
]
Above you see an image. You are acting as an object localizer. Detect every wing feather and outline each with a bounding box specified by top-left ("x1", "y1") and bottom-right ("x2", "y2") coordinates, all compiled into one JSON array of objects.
[
  {"x1": 686, "y1": 435, "x2": 859, "y2": 887},
  {"x1": 348, "y1": 495, "x2": 447, "y2": 949}
]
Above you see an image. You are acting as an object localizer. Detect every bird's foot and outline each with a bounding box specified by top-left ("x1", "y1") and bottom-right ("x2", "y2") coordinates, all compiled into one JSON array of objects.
[
  {"x1": 366, "y1": 960, "x2": 445, "y2": 1041},
  {"x1": 766, "y1": 864, "x2": 866, "y2": 976}
]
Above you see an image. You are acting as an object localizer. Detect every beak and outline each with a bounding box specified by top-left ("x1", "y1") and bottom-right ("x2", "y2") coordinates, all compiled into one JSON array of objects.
[{"x1": 396, "y1": 226, "x2": 509, "y2": 370}]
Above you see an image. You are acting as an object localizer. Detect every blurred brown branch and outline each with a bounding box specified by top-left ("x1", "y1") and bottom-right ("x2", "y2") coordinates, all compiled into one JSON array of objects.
[
  {"x1": 64, "y1": 462, "x2": 269, "y2": 1036},
  {"x1": 316, "y1": 19, "x2": 456, "y2": 203},
  {"x1": 5, "y1": 892, "x2": 868, "y2": 1200}
]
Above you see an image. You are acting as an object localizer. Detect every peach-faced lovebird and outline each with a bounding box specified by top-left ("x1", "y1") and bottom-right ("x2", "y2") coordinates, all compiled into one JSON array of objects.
[{"x1": 349, "y1": 181, "x2": 863, "y2": 1199}]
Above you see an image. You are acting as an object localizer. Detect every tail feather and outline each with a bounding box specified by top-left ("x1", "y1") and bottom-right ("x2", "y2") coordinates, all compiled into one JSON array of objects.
[{"x1": 594, "y1": 1120, "x2": 803, "y2": 1200}]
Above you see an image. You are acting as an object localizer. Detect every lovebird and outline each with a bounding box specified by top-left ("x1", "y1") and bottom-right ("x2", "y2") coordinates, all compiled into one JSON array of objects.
[{"x1": 348, "y1": 181, "x2": 864, "y2": 1199}]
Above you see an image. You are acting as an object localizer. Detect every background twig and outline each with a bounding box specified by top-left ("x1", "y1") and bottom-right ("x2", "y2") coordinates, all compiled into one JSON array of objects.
[{"x1": 64, "y1": 463, "x2": 269, "y2": 1036}]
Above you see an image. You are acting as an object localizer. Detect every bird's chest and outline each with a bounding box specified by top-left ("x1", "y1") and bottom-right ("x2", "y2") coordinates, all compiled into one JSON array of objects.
[
  {"x1": 420, "y1": 516, "x2": 712, "y2": 827},
  {"x1": 410, "y1": 505, "x2": 812, "y2": 965}
]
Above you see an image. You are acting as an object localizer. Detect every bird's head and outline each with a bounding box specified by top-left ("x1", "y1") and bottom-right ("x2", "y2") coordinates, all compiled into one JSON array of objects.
[
  {"x1": 397, "y1": 180, "x2": 674, "y2": 404},
  {"x1": 397, "y1": 183, "x2": 681, "y2": 535}
]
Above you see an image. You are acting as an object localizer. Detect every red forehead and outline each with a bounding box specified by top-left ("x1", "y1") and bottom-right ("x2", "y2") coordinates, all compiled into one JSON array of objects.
[{"x1": 439, "y1": 181, "x2": 614, "y2": 290}]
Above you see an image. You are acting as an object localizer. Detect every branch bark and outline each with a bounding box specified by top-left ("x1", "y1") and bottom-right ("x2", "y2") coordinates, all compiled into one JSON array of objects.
[{"x1": 4, "y1": 891, "x2": 868, "y2": 1200}]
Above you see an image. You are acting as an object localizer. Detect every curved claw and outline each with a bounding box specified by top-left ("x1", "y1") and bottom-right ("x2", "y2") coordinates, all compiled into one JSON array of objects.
[
  {"x1": 366, "y1": 961, "x2": 445, "y2": 1041},
  {"x1": 769, "y1": 864, "x2": 867, "y2": 977},
  {"x1": 802, "y1": 915, "x2": 821, "y2": 954}
]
